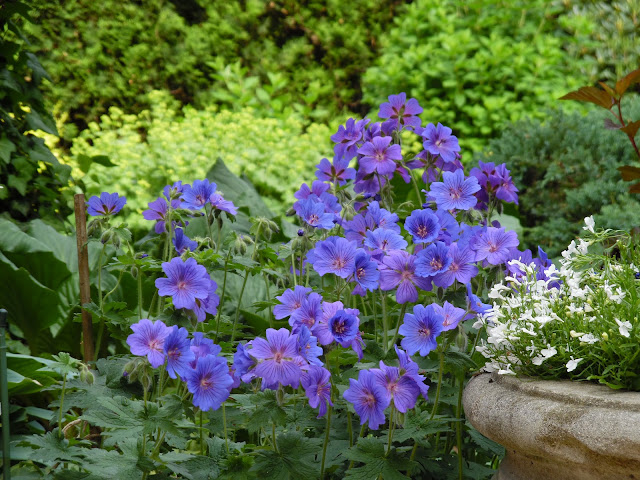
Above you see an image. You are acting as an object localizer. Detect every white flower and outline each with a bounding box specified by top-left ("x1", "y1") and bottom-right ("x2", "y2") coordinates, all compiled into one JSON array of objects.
[
  {"x1": 579, "y1": 333, "x2": 598, "y2": 344},
  {"x1": 566, "y1": 356, "x2": 583, "y2": 373},
  {"x1": 615, "y1": 318, "x2": 632, "y2": 338},
  {"x1": 498, "y1": 364, "x2": 515, "y2": 375},
  {"x1": 489, "y1": 283, "x2": 512, "y2": 300},
  {"x1": 540, "y1": 344, "x2": 557, "y2": 359},
  {"x1": 583, "y1": 215, "x2": 595, "y2": 233}
]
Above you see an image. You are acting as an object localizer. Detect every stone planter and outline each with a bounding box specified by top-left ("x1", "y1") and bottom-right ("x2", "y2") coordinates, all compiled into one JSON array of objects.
[{"x1": 463, "y1": 372, "x2": 640, "y2": 480}]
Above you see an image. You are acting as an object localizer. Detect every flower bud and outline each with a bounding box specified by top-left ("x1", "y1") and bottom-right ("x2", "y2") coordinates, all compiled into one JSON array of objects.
[
  {"x1": 79, "y1": 364, "x2": 95, "y2": 385},
  {"x1": 602, "y1": 332, "x2": 609, "y2": 341},
  {"x1": 455, "y1": 328, "x2": 468, "y2": 351},
  {"x1": 233, "y1": 233, "x2": 252, "y2": 255}
]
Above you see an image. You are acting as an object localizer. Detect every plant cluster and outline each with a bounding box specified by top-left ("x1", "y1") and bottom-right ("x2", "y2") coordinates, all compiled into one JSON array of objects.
[
  {"x1": 10, "y1": 93, "x2": 539, "y2": 479},
  {"x1": 361, "y1": 0, "x2": 589, "y2": 153},
  {"x1": 0, "y1": 1, "x2": 72, "y2": 224},
  {"x1": 67, "y1": 90, "x2": 332, "y2": 229},
  {"x1": 475, "y1": 94, "x2": 640, "y2": 257},
  {"x1": 23, "y1": 0, "x2": 406, "y2": 131},
  {"x1": 475, "y1": 217, "x2": 640, "y2": 391}
]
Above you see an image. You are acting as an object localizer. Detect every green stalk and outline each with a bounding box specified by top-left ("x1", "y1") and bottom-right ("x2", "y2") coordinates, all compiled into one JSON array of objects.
[
  {"x1": 348, "y1": 424, "x2": 367, "y2": 470},
  {"x1": 429, "y1": 344, "x2": 446, "y2": 421},
  {"x1": 0, "y1": 310, "x2": 10, "y2": 480},
  {"x1": 223, "y1": 402, "x2": 229, "y2": 454},
  {"x1": 232, "y1": 225, "x2": 261, "y2": 342},
  {"x1": 58, "y1": 373, "x2": 67, "y2": 438},
  {"x1": 94, "y1": 243, "x2": 108, "y2": 360},
  {"x1": 371, "y1": 293, "x2": 378, "y2": 343},
  {"x1": 456, "y1": 375, "x2": 464, "y2": 480},
  {"x1": 263, "y1": 272, "x2": 274, "y2": 328},
  {"x1": 320, "y1": 405, "x2": 332, "y2": 479},
  {"x1": 200, "y1": 409, "x2": 205, "y2": 456},
  {"x1": 380, "y1": 290, "x2": 389, "y2": 351},
  {"x1": 214, "y1": 249, "x2": 232, "y2": 343},
  {"x1": 291, "y1": 250, "x2": 298, "y2": 286},
  {"x1": 102, "y1": 268, "x2": 125, "y2": 303},
  {"x1": 347, "y1": 411, "x2": 354, "y2": 448},
  {"x1": 272, "y1": 422, "x2": 278, "y2": 453},
  {"x1": 411, "y1": 170, "x2": 423, "y2": 203},
  {"x1": 386, "y1": 404, "x2": 396, "y2": 456},
  {"x1": 387, "y1": 303, "x2": 407, "y2": 353},
  {"x1": 206, "y1": 205, "x2": 215, "y2": 249},
  {"x1": 137, "y1": 266, "x2": 143, "y2": 319}
]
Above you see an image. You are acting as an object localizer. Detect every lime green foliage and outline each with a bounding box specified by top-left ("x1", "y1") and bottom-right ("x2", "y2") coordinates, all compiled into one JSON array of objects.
[
  {"x1": 361, "y1": 0, "x2": 588, "y2": 154},
  {"x1": 24, "y1": 0, "x2": 406, "y2": 130},
  {"x1": 559, "y1": 0, "x2": 640, "y2": 85},
  {"x1": 0, "y1": 2, "x2": 72, "y2": 224},
  {"x1": 475, "y1": 95, "x2": 640, "y2": 257},
  {"x1": 69, "y1": 92, "x2": 331, "y2": 228}
]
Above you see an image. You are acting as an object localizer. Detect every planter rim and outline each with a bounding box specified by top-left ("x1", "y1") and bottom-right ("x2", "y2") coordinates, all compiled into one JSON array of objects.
[{"x1": 480, "y1": 372, "x2": 640, "y2": 411}]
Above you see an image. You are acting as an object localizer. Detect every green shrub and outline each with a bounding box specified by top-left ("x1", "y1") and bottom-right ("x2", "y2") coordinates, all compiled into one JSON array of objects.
[
  {"x1": 475, "y1": 95, "x2": 640, "y2": 257},
  {"x1": 68, "y1": 91, "x2": 332, "y2": 229},
  {"x1": 0, "y1": 2, "x2": 72, "y2": 225},
  {"x1": 361, "y1": 0, "x2": 590, "y2": 154},
  {"x1": 559, "y1": 0, "x2": 640, "y2": 86},
  {"x1": 24, "y1": 0, "x2": 407, "y2": 131}
]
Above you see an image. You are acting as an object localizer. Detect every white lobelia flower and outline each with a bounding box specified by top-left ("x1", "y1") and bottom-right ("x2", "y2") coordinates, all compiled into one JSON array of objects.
[
  {"x1": 583, "y1": 215, "x2": 595, "y2": 233},
  {"x1": 540, "y1": 344, "x2": 557, "y2": 359},
  {"x1": 566, "y1": 356, "x2": 583, "y2": 373},
  {"x1": 579, "y1": 333, "x2": 599, "y2": 344},
  {"x1": 615, "y1": 318, "x2": 632, "y2": 338}
]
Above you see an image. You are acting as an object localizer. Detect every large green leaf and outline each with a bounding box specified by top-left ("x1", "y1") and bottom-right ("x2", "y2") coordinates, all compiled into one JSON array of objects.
[
  {"x1": 0, "y1": 251, "x2": 62, "y2": 346},
  {"x1": 6, "y1": 353, "x2": 59, "y2": 394},
  {"x1": 0, "y1": 218, "x2": 71, "y2": 289}
]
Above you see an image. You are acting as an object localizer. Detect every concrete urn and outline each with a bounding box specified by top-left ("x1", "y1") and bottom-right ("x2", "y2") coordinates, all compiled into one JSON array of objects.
[{"x1": 463, "y1": 372, "x2": 640, "y2": 480}]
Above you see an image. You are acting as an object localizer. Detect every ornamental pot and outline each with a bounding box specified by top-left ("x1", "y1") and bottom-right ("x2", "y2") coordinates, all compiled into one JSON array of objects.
[{"x1": 463, "y1": 372, "x2": 640, "y2": 480}]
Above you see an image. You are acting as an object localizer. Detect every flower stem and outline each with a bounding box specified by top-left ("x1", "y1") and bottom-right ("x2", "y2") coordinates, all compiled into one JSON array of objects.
[
  {"x1": 223, "y1": 402, "x2": 229, "y2": 454},
  {"x1": 386, "y1": 404, "x2": 396, "y2": 456},
  {"x1": 429, "y1": 344, "x2": 446, "y2": 421},
  {"x1": 380, "y1": 290, "x2": 389, "y2": 351},
  {"x1": 456, "y1": 374, "x2": 464, "y2": 480},
  {"x1": 388, "y1": 303, "x2": 407, "y2": 353},
  {"x1": 272, "y1": 422, "x2": 278, "y2": 453},
  {"x1": 58, "y1": 374, "x2": 67, "y2": 438},
  {"x1": 200, "y1": 409, "x2": 205, "y2": 456},
  {"x1": 214, "y1": 249, "x2": 232, "y2": 343},
  {"x1": 320, "y1": 405, "x2": 332, "y2": 479}
]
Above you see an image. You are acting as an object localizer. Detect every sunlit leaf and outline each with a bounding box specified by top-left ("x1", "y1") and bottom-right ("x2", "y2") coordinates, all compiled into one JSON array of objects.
[{"x1": 615, "y1": 68, "x2": 640, "y2": 96}]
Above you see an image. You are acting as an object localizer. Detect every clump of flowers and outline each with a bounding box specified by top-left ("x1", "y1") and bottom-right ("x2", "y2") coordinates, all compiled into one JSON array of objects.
[{"x1": 475, "y1": 217, "x2": 640, "y2": 390}]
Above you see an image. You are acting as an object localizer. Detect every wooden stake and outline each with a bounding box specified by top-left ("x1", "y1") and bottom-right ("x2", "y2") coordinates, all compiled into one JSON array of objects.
[{"x1": 74, "y1": 194, "x2": 94, "y2": 363}]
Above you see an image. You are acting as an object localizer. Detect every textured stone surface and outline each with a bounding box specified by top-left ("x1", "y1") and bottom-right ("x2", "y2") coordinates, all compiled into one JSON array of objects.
[{"x1": 463, "y1": 373, "x2": 640, "y2": 480}]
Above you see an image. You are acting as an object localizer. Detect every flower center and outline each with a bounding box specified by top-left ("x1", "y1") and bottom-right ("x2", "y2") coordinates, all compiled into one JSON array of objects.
[
  {"x1": 449, "y1": 187, "x2": 462, "y2": 200},
  {"x1": 309, "y1": 214, "x2": 319, "y2": 225},
  {"x1": 417, "y1": 224, "x2": 429, "y2": 238},
  {"x1": 148, "y1": 339, "x2": 162, "y2": 351},
  {"x1": 168, "y1": 347, "x2": 180, "y2": 359},
  {"x1": 333, "y1": 321, "x2": 347, "y2": 334},
  {"x1": 430, "y1": 258, "x2": 443, "y2": 270},
  {"x1": 363, "y1": 391, "x2": 377, "y2": 407},
  {"x1": 273, "y1": 351, "x2": 284, "y2": 364},
  {"x1": 200, "y1": 375, "x2": 213, "y2": 390},
  {"x1": 177, "y1": 281, "x2": 188, "y2": 290},
  {"x1": 356, "y1": 267, "x2": 366, "y2": 279},
  {"x1": 332, "y1": 258, "x2": 346, "y2": 270},
  {"x1": 418, "y1": 327, "x2": 431, "y2": 338},
  {"x1": 488, "y1": 242, "x2": 498, "y2": 253}
]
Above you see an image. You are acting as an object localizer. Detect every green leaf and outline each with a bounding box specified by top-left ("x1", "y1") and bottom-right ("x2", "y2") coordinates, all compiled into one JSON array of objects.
[
  {"x1": 250, "y1": 432, "x2": 319, "y2": 479},
  {"x1": 19, "y1": 431, "x2": 90, "y2": 465},
  {"x1": 0, "y1": 135, "x2": 16, "y2": 163},
  {"x1": 559, "y1": 86, "x2": 614, "y2": 110},
  {"x1": 466, "y1": 424, "x2": 505, "y2": 457},
  {"x1": 25, "y1": 110, "x2": 57, "y2": 135},
  {"x1": 344, "y1": 437, "x2": 414, "y2": 479}
]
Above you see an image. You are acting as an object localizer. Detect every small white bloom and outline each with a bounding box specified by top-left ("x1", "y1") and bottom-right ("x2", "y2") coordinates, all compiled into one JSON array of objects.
[
  {"x1": 498, "y1": 364, "x2": 515, "y2": 375},
  {"x1": 615, "y1": 318, "x2": 632, "y2": 338},
  {"x1": 583, "y1": 216, "x2": 595, "y2": 233},
  {"x1": 540, "y1": 344, "x2": 557, "y2": 359},
  {"x1": 570, "y1": 330, "x2": 584, "y2": 338},
  {"x1": 531, "y1": 355, "x2": 545, "y2": 366},
  {"x1": 579, "y1": 333, "x2": 598, "y2": 344},
  {"x1": 566, "y1": 356, "x2": 583, "y2": 373}
]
